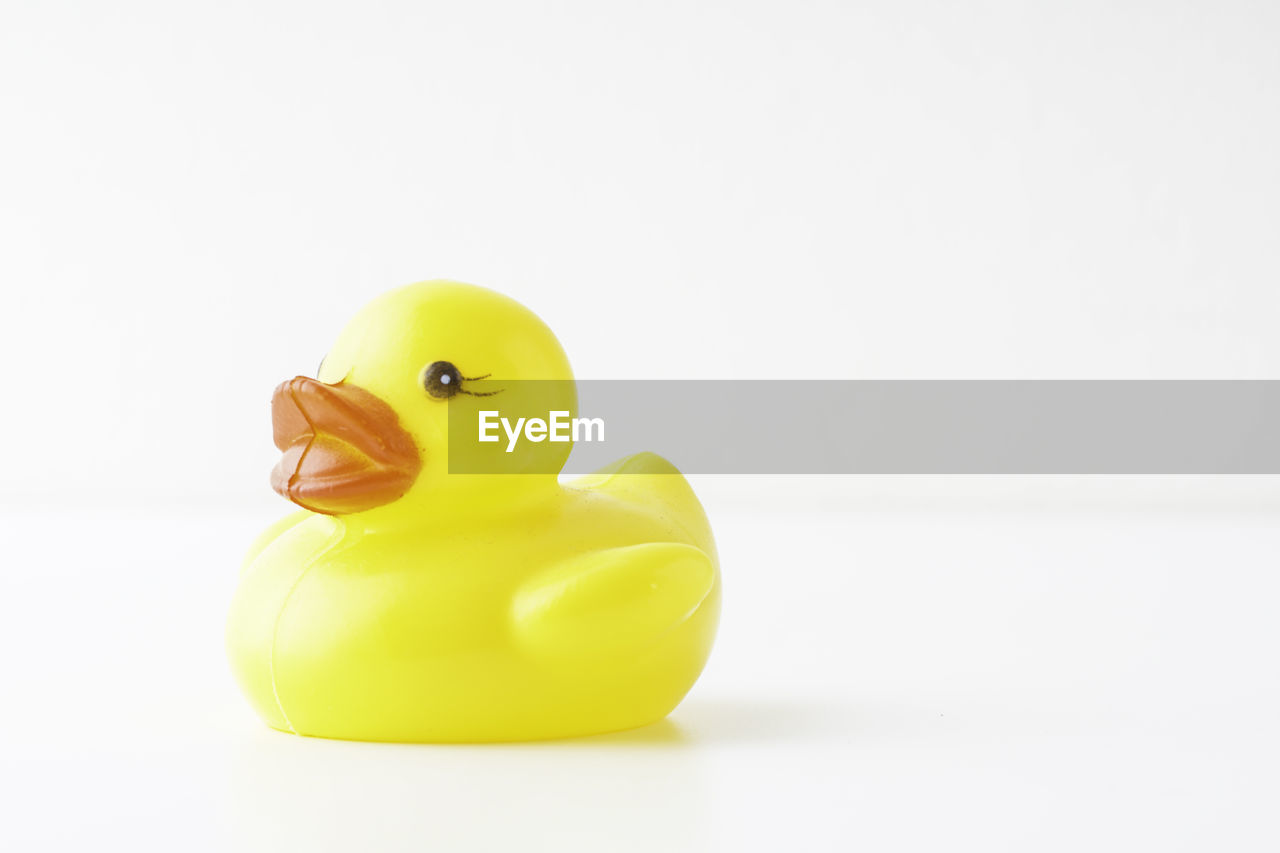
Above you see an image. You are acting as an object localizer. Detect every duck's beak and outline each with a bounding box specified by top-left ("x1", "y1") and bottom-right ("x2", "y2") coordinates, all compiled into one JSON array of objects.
[{"x1": 270, "y1": 376, "x2": 422, "y2": 515}]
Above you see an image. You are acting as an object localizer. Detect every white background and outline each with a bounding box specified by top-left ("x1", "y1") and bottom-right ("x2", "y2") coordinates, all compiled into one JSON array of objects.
[{"x1": 2, "y1": 1, "x2": 1278, "y2": 850}]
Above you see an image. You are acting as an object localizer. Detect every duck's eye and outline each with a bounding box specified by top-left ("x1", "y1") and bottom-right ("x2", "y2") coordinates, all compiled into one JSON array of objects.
[{"x1": 422, "y1": 361, "x2": 463, "y2": 399}]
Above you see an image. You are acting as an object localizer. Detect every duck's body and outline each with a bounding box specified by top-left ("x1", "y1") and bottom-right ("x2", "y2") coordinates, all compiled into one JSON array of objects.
[{"x1": 226, "y1": 282, "x2": 720, "y2": 742}]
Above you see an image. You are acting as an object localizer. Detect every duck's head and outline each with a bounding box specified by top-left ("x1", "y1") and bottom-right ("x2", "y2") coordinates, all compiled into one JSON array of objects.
[{"x1": 270, "y1": 281, "x2": 575, "y2": 516}]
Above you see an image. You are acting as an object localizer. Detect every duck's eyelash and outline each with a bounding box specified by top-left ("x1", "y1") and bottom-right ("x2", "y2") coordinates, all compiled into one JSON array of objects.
[{"x1": 458, "y1": 373, "x2": 502, "y2": 396}]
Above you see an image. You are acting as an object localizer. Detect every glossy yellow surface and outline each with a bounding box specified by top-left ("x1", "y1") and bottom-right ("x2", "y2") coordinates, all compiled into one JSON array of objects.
[{"x1": 226, "y1": 281, "x2": 720, "y2": 742}]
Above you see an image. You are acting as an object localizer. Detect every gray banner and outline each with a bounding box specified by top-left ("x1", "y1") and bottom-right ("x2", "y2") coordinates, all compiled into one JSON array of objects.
[{"x1": 446, "y1": 381, "x2": 1280, "y2": 474}]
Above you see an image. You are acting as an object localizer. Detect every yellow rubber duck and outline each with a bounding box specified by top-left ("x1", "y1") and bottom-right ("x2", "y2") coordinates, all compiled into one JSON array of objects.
[{"x1": 226, "y1": 281, "x2": 720, "y2": 742}]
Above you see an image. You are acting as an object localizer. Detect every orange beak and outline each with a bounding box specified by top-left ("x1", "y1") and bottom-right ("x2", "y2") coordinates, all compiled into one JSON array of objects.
[{"x1": 270, "y1": 376, "x2": 422, "y2": 515}]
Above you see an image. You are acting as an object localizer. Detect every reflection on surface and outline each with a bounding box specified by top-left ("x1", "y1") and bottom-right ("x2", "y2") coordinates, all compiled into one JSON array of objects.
[
  {"x1": 221, "y1": 696, "x2": 860, "y2": 850},
  {"x1": 224, "y1": 713, "x2": 711, "y2": 851}
]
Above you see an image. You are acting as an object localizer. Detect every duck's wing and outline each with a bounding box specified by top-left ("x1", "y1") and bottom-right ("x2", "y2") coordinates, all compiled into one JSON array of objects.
[{"x1": 512, "y1": 542, "x2": 717, "y2": 666}]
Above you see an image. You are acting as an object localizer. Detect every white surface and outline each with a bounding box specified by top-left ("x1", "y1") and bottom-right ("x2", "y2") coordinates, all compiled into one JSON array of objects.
[
  {"x1": 2, "y1": 0, "x2": 1280, "y2": 502},
  {"x1": 4, "y1": 487, "x2": 1279, "y2": 851}
]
